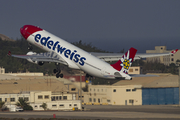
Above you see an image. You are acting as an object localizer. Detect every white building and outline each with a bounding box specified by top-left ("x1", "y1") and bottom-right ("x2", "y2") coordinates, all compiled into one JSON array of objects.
[
  {"x1": 0, "y1": 67, "x2": 5, "y2": 74},
  {"x1": 0, "y1": 91, "x2": 81, "y2": 110}
]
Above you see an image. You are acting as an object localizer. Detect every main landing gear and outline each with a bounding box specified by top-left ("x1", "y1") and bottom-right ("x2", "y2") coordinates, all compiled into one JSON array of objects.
[
  {"x1": 54, "y1": 64, "x2": 63, "y2": 78},
  {"x1": 28, "y1": 43, "x2": 33, "y2": 50}
]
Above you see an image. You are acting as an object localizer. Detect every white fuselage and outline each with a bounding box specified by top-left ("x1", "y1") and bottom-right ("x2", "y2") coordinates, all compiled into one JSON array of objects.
[{"x1": 27, "y1": 30, "x2": 129, "y2": 79}]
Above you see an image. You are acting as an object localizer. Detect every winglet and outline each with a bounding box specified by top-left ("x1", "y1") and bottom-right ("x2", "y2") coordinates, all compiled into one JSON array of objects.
[
  {"x1": 171, "y1": 49, "x2": 178, "y2": 54},
  {"x1": 7, "y1": 51, "x2": 11, "y2": 56}
]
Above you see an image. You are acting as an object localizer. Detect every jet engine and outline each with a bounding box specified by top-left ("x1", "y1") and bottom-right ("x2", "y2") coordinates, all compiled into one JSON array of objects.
[
  {"x1": 37, "y1": 61, "x2": 44, "y2": 66},
  {"x1": 26, "y1": 52, "x2": 44, "y2": 66}
]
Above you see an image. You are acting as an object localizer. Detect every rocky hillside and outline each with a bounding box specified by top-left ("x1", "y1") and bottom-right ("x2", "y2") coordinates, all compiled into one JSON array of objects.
[{"x1": 0, "y1": 34, "x2": 15, "y2": 41}]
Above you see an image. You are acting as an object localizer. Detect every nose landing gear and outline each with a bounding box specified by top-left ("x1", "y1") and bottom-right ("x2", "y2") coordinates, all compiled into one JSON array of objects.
[{"x1": 28, "y1": 43, "x2": 33, "y2": 50}]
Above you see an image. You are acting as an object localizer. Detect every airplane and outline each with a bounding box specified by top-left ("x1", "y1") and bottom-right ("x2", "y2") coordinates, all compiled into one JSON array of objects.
[{"x1": 8, "y1": 25, "x2": 178, "y2": 80}]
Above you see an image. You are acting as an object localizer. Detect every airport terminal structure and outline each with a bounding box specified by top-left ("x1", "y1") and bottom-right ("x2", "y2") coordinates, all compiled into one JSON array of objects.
[
  {"x1": 0, "y1": 46, "x2": 180, "y2": 111},
  {"x1": 84, "y1": 73, "x2": 179, "y2": 105}
]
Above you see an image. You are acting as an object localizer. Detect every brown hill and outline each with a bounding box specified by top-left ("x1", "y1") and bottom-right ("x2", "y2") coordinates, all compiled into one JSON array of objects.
[{"x1": 0, "y1": 34, "x2": 15, "y2": 41}]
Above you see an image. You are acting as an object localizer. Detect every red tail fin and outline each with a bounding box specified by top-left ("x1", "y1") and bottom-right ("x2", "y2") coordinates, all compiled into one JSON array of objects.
[{"x1": 111, "y1": 47, "x2": 137, "y2": 74}]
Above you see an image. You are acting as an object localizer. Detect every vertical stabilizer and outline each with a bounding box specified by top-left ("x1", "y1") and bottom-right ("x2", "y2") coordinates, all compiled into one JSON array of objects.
[{"x1": 111, "y1": 47, "x2": 137, "y2": 74}]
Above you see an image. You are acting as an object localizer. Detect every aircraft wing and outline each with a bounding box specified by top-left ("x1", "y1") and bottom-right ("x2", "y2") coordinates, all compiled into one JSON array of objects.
[
  {"x1": 90, "y1": 49, "x2": 178, "y2": 62},
  {"x1": 8, "y1": 51, "x2": 68, "y2": 65}
]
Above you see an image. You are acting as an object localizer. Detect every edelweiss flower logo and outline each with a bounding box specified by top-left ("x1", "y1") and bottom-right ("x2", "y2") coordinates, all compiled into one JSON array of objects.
[
  {"x1": 123, "y1": 59, "x2": 130, "y2": 69},
  {"x1": 120, "y1": 50, "x2": 132, "y2": 74}
]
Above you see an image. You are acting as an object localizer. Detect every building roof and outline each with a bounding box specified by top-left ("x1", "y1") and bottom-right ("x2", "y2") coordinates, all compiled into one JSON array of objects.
[
  {"x1": 113, "y1": 74, "x2": 179, "y2": 88},
  {"x1": 0, "y1": 76, "x2": 70, "y2": 94}
]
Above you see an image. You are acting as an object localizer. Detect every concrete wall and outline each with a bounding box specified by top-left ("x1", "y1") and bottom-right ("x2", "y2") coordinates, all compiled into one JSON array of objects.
[
  {"x1": 84, "y1": 85, "x2": 142, "y2": 105},
  {"x1": 129, "y1": 67, "x2": 140, "y2": 74},
  {"x1": 0, "y1": 93, "x2": 30, "y2": 104},
  {"x1": 6, "y1": 73, "x2": 43, "y2": 76},
  {"x1": 30, "y1": 91, "x2": 51, "y2": 103},
  {"x1": 31, "y1": 100, "x2": 81, "y2": 110},
  {"x1": 110, "y1": 86, "x2": 142, "y2": 105}
]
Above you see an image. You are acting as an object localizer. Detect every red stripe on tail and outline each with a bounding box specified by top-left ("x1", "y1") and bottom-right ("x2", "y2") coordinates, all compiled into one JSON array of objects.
[{"x1": 111, "y1": 47, "x2": 137, "y2": 74}]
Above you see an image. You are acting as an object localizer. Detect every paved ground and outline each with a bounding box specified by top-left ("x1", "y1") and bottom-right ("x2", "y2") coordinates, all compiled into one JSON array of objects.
[{"x1": 1, "y1": 105, "x2": 180, "y2": 120}]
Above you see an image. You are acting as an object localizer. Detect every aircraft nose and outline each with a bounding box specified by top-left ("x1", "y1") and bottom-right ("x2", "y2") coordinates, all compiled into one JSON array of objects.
[
  {"x1": 20, "y1": 25, "x2": 29, "y2": 39},
  {"x1": 20, "y1": 25, "x2": 43, "y2": 39}
]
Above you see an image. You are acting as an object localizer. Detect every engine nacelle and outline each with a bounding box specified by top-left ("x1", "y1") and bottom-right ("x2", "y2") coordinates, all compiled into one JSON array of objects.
[
  {"x1": 26, "y1": 52, "x2": 44, "y2": 66},
  {"x1": 37, "y1": 61, "x2": 44, "y2": 66}
]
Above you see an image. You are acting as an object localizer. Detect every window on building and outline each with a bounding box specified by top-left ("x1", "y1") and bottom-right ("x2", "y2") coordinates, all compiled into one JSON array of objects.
[
  {"x1": 71, "y1": 88, "x2": 76, "y2": 91},
  {"x1": 171, "y1": 58, "x2": 174, "y2": 61},
  {"x1": 51, "y1": 96, "x2": 55, "y2": 101},
  {"x1": 135, "y1": 69, "x2": 138, "y2": 71},
  {"x1": 132, "y1": 89, "x2": 136, "y2": 92},
  {"x1": 102, "y1": 89, "x2": 103, "y2": 92},
  {"x1": 34, "y1": 105, "x2": 37, "y2": 108},
  {"x1": 113, "y1": 89, "x2": 116, "y2": 92},
  {"x1": 90, "y1": 88, "x2": 91, "y2": 91},
  {"x1": 171, "y1": 54, "x2": 174, "y2": 56},
  {"x1": 94, "y1": 98, "x2": 96, "y2": 102},
  {"x1": 94, "y1": 89, "x2": 95, "y2": 91},
  {"x1": 107, "y1": 99, "x2": 111, "y2": 102},
  {"x1": 56, "y1": 96, "x2": 59, "y2": 100},
  {"x1": 59, "y1": 96, "x2": 62, "y2": 100},
  {"x1": 44, "y1": 95, "x2": 49, "y2": 99},
  {"x1": 0, "y1": 98, "x2": 2, "y2": 102},
  {"x1": 79, "y1": 96, "x2": 84, "y2": 98},
  {"x1": 74, "y1": 104, "x2": 77, "y2": 106},
  {"x1": 5, "y1": 98, "x2": 7, "y2": 102},
  {"x1": 63, "y1": 96, "x2": 67, "y2": 100},
  {"x1": 24, "y1": 97, "x2": 29, "y2": 101},
  {"x1": 69, "y1": 104, "x2": 72, "y2": 107},
  {"x1": 98, "y1": 98, "x2": 100, "y2": 103},
  {"x1": 97, "y1": 89, "x2": 99, "y2": 92},
  {"x1": 59, "y1": 104, "x2": 64, "y2": 107},
  {"x1": 10, "y1": 98, "x2": 15, "y2": 102},
  {"x1": 19, "y1": 97, "x2": 23, "y2": 100},
  {"x1": 126, "y1": 89, "x2": 131, "y2": 92},
  {"x1": 129, "y1": 69, "x2": 133, "y2": 72},
  {"x1": 38, "y1": 95, "x2": 43, "y2": 99},
  {"x1": 129, "y1": 99, "x2": 134, "y2": 103},
  {"x1": 89, "y1": 98, "x2": 92, "y2": 102},
  {"x1": 52, "y1": 105, "x2": 57, "y2": 107},
  {"x1": 40, "y1": 105, "x2": 42, "y2": 107}
]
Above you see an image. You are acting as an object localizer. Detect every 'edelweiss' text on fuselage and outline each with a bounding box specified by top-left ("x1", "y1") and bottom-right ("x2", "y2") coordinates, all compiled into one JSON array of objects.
[{"x1": 34, "y1": 34, "x2": 86, "y2": 66}]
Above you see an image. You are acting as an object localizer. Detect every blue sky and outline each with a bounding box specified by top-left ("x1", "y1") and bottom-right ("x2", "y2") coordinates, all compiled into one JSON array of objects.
[{"x1": 0, "y1": 0, "x2": 180, "y2": 52}]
